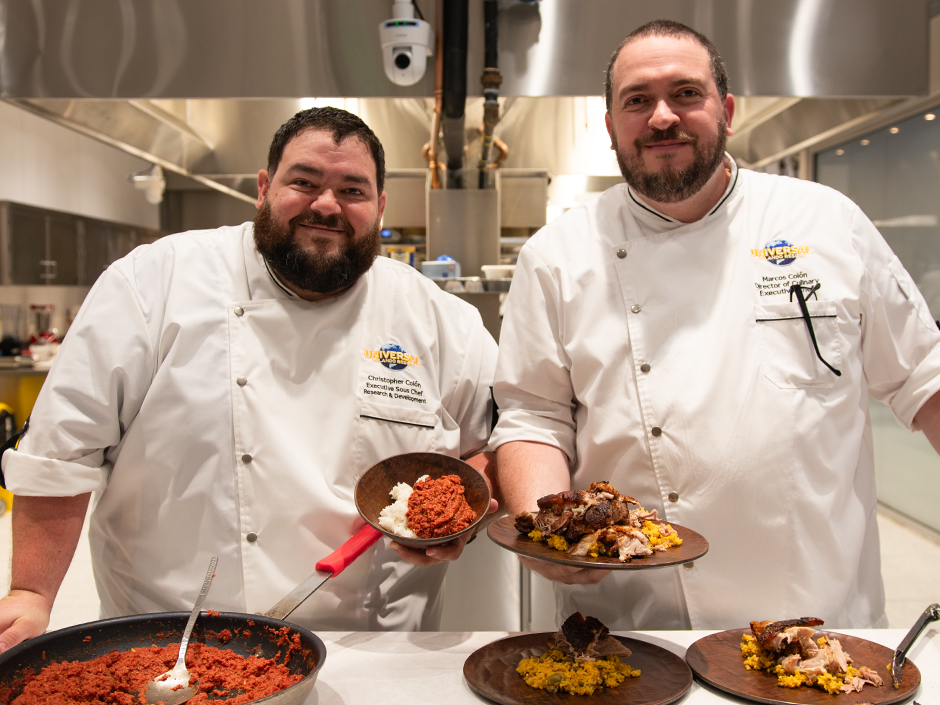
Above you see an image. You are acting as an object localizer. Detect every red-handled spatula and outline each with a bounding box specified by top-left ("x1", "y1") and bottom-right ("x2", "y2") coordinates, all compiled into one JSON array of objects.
[{"x1": 265, "y1": 525, "x2": 383, "y2": 620}]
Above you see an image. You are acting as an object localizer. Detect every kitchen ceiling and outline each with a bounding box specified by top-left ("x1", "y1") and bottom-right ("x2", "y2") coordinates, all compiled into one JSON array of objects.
[{"x1": 0, "y1": 0, "x2": 933, "y2": 202}]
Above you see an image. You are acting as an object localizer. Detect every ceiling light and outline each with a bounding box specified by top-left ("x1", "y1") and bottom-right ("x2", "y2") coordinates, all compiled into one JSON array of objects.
[
  {"x1": 860, "y1": 139, "x2": 870, "y2": 146},
  {"x1": 926, "y1": 113, "x2": 936, "y2": 121},
  {"x1": 836, "y1": 149, "x2": 845, "y2": 156},
  {"x1": 889, "y1": 127, "x2": 900, "y2": 134}
]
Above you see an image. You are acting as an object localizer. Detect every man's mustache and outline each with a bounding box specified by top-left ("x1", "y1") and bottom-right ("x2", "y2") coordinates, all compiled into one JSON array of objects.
[
  {"x1": 636, "y1": 127, "x2": 698, "y2": 148},
  {"x1": 290, "y1": 212, "x2": 354, "y2": 235}
]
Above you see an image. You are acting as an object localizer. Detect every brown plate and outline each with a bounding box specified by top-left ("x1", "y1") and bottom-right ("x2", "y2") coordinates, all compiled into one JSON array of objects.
[
  {"x1": 355, "y1": 451, "x2": 491, "y2": 549},
  {"x1": 686, "y1": 628, "x2": 920, "y2": 704},
  {"x1": 464, "y1": 633, "x2": 691, "y2": 705},
  {"x1": 487, "y1": 515, "x2": 708, "y2": 569}
]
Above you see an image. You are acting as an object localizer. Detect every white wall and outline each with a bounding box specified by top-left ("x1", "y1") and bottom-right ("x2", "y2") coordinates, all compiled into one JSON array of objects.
[{"x1": 0, "y1": 101, "x2": 159, "y2": 229}]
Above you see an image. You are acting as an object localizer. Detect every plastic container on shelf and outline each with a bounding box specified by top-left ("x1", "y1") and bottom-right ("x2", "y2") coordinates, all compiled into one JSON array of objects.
[{"x1": 421, "y1": 254, "x2": 461, "y2": 279}]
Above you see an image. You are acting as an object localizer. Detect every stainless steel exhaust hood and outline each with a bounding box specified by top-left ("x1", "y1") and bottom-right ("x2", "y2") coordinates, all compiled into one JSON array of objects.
[{"x1": 0, "y1": 0, "x2": 932, "y2": 200}]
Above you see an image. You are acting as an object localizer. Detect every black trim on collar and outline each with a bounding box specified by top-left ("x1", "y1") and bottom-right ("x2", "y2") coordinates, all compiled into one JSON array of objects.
[
  {"x1": 627, "y1": 189, "x2": 674, "y2": 222},
  {"x1": 708, "y1": 164, "x2": 739, "y2": 216},
  {"x1": 261, "y1": 257, "x2": 296, "y2": 297}
]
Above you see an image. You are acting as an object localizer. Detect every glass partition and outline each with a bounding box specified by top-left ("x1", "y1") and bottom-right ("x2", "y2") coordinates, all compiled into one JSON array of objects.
[{"x1": 816, "y1": 106, "x2": 940, "y2": 532}]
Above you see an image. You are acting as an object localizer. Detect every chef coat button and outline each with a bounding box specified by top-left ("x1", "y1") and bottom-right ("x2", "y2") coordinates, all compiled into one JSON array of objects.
[
  {"x1": 651, "y1": 426, "x2": 662, "y2": 437},
  {"x1": 631, "y1": 304, "x2": 642, "y2": 314},
  {"x1": 234, "y1": 306, "x2": 244, "y2": 316},
  {"x1": 246, "y1": 532, "x2": 258, "y2": 543},
  {"x1": 640, "y1": 363, "x2": 651, "y2": 373},
  {"x1": 616, "y1": 249, "x2": 627, "y2": 259},
  {"x1": 241, "y1": 453, "x2": 253, "y2": 464},
  {"x1": 668, "y1": 491, "x2": 679, "y2": 502},
  {"x1": 683, "y1": 561, "x2": 694, "y2": 570},
  {"x1": 236, "y1": 376, "x2": 248, "y2": 387}
]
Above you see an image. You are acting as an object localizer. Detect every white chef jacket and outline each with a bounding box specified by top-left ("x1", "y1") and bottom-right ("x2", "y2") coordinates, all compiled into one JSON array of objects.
[
  {"x1": 3, "y1": 222, "x2": 497, "y2": 631},
  {"x1": 491, "y1": 158, "x2": 940, "y2": 630}
]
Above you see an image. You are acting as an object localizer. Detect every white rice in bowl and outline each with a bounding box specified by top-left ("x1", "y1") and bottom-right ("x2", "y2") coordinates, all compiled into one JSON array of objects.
[{"x1": 378, "y1": 474, "x2": 429, "y2": 538}]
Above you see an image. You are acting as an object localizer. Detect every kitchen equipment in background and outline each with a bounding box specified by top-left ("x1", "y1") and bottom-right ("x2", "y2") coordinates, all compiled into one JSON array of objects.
[
  {"x1": 0, "y1": 403, "x2": 16, "y2": 443},
  {"x1": 380, "y1": 227, "x2": 402, "y2": 243},
  {"x1": 385, "y1": 245, "x2": 418, "y2": 267},
  {"x1": 481, "y1": 264, "x2": 515, "y2": 280},
  {"x1": 0, "y1": 305, "x2": 25, "y2": 356},
  {"x1": 28, "y1": 304, "x2": 58, "y2": 362},
  {"x1": 421, "y1": 254, "x2": 461, "y2": 278}
]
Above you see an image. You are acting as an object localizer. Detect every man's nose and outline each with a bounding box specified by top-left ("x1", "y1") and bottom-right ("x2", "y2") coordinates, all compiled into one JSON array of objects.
[
  {"x1": 648, "y1": 100, "x2": 680, "y2": 131},
  {"x1": 311, "y1": 189, "x2": 341, "y2": 215}
]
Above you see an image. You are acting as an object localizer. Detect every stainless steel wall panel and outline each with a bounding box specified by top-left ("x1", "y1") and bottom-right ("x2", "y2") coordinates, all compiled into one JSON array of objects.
[
  {"x1": 500, "y1": 172, "x2": 548, "y2": 228},
  {"x1": 382, "y1": 171, "x2": 427, "y2": 229},
  {"x1": 427, "y1": 186, "x2": 500, "y2": 277},
  {"x1": 0, "y1": 0, "x2": 930, "y2": 99}
]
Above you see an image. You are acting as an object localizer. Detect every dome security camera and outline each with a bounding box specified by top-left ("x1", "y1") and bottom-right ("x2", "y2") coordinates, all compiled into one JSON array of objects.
[{"x1": 379, "y1": 2, "x2": 433, "y2": 87}]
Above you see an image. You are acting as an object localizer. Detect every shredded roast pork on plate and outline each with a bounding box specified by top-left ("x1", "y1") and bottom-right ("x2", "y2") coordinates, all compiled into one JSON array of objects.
[
  {"x1": 513, "y1": 481, "x2": 679, "y2": 562},
  {"x1": 746, "y1": 617, "x2": 884, "y2": 695}
]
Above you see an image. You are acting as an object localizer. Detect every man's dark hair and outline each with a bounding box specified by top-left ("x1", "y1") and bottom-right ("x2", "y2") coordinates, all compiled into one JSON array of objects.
[
  {"x1": 604, "y1": 19, "x2": 729, "y2": 112},
  {"x1": 266, "y1": 107, "x2": 387, "y2": 193}
]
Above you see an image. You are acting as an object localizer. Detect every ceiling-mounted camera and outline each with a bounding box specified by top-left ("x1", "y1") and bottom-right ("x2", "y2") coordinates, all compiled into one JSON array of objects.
[{"x1": 379, "y1": 1, "x2": 433, "y2": 86}]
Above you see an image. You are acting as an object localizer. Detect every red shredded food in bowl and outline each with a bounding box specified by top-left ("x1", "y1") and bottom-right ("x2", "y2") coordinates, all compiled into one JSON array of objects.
[
  {"x1": 10, "y1": 641, "x2": 303, "y2": 705},
  {"x1": 406, "y1": 474, "x2": 477, "y2": 539}
]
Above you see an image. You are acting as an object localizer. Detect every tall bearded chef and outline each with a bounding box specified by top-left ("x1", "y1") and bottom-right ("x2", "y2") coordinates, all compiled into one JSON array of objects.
[
  {"x1": 0, "y1": 107, "x2": 498, "y2": 652},
  {"x1": 490, "y1": 20, "x2": 940, "y2": 631}
]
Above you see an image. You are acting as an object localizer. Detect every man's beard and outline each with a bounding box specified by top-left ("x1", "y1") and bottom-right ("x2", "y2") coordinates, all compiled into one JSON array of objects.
[
  {"x1": 253, "y1": 200, "x2": 381, "y2": 295},
  {"x1": 613, "y1": 119, "x2": 727, "y2": 204}
]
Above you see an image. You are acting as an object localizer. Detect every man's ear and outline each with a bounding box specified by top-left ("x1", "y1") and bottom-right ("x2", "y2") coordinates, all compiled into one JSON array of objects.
[
  {"x1": 724, "y1": 94, "x2": 735, "y2": 137},
  {"x1": 377, "y1": 191, "x2": 387, "y2": 222},
  {"x1": 256, "y1": 169, "x2": 271, "y2": 208}
]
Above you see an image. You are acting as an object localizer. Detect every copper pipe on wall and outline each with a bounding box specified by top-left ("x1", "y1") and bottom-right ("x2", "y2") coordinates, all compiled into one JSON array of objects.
[
  {"x1": 425, "y1": 0, "x2": 444, "y2": 189},
  {"x1": 478, "y1": 0, "x2": 501, "y2": 189}
]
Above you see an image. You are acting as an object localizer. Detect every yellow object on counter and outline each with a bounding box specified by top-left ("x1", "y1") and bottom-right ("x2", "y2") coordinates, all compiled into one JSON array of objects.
[{"x1": 0, "y1": 486, "x2": 12, "y2": 515}]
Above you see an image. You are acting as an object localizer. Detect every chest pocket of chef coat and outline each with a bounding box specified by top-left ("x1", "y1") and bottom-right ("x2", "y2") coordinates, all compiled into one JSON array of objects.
[
  {"x1": 755, "y1": 300, "x2": 843, "y2": 389},
  {"x1": 357, "y1": 398, "x2": 441, "y2": 460}
]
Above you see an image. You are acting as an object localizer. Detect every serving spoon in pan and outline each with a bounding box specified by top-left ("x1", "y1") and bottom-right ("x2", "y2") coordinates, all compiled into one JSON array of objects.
[{"x1": 143, "y1": 557, "x2": 219, "y2": 705}]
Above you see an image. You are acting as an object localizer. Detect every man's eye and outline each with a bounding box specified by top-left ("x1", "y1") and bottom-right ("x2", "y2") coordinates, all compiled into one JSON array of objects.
[{"x1": 345, "y1": 188, "x2": 364, "y2": 196}]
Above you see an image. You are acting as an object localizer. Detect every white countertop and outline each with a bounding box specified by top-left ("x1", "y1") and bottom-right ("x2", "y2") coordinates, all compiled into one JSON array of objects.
[{"x1": 311, "y1": 628, "x2": 939, "y2": 704}]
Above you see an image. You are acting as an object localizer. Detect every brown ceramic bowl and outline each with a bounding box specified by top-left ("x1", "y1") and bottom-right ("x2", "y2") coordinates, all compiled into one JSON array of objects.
[{"x1": 355, "y1": 452, "x2": 491, "y2": 548}]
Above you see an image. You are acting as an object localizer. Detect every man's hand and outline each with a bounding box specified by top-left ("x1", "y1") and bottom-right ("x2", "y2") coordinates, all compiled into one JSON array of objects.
[
  {"x1": 495, "y1": 441, "x2": 614, "y2": 583},
  {"x1": 389, "y1": 531, "x2": 478, "y2": 566},
  {"x1": 518, "y1": 555, "x2": 611, "y2": 585},
  {"x1": 0, "y1": 492, "x2": 91, "y2": 653},
  {"x1": 0, "y1": 589, "x2": 53, "y2": 654}
]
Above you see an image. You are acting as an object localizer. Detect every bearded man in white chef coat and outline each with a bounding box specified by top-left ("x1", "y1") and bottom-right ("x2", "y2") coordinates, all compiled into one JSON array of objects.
[
  {"x1": 0, "y1": 107, "x2": 498, "y2": 652},
  {"x1": 490, "y1": 19, "x2": 940, "y2": 631}
]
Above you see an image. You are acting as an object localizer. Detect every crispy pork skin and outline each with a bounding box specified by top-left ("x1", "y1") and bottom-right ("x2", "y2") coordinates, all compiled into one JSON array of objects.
[
  {"x1": 750, "y1": 617, "x2": 824, "y2": 650},
  {"x1": 546, "y1": 612, "x2": 632, "y2": 662}
]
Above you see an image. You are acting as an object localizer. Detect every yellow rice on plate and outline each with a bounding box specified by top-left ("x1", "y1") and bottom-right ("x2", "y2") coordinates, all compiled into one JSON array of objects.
[
  {"x1": 528, "y1": 518, "x2": 682, "y2": 557},
  {"x1": 516, "y1": 649, "x2": 640, "y2": 695}
]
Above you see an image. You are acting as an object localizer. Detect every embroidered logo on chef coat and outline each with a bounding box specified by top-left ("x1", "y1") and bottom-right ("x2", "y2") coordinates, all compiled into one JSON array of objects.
[
  {"x1": 751, "y1": 239, "x2": 813, "y2": 266},
  {"x1": 362, "y1": 343, "x2": 422, "y2": 370}
]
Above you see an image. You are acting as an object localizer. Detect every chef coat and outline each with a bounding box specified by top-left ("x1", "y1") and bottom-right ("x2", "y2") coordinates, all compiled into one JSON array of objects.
[
  {"x1": 490, "y1": 158, "x2": 940, "y2": 630},
  {"x1": 3, "y1": 223, "x2": 496, "y2": 631}
]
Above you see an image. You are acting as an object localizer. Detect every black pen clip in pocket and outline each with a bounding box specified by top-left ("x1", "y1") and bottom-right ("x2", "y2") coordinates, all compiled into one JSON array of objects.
[{"x1": 789, "y1": 283, "x2": 841, "y2": 377}]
